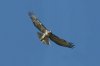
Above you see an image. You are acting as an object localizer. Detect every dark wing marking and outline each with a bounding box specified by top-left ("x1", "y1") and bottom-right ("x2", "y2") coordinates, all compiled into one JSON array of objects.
[
  {"x1": 29, "y1": 12, "x2": 47, "y2": 33},
  {"x1": 49, "y1": 33, "x2": 74, "y2": 48}
]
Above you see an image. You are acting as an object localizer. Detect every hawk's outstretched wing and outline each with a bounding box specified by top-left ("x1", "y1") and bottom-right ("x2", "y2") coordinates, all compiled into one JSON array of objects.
[
  {"x1": 29, "y1": 12, "x2": 47, "y2": 33},
  {"x1": 49, "y1": 33, "x2": 74, "y2": 48}
]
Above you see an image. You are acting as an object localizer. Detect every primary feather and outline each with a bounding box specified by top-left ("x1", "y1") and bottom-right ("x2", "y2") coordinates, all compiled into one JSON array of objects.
[
  {"x1": 49, "y1": 33, "x2": 74, "y2": 48},
  {"x1": 29, "y1": 12, "x2": 47, "y2": 33}
]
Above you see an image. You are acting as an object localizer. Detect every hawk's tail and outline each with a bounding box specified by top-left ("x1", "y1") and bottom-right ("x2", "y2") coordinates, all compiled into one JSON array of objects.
[{"x1": 37, "y1": 32, "x2": 50, "y2": 45}]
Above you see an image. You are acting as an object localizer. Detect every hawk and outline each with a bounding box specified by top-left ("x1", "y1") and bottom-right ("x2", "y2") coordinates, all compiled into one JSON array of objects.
[{"x1": 28, "y1": 12, "x2": 75, "y2": 48}]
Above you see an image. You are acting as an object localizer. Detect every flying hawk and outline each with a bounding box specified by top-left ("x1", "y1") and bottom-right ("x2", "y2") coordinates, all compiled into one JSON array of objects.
[{"x1": 28, "y1": 12, "x2": 74, "y2": 48}]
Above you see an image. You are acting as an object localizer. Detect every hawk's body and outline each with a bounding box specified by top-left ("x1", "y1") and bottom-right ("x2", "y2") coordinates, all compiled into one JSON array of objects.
[{"x1": 29, "y1": 12, "x2": 74, "y2": 48}]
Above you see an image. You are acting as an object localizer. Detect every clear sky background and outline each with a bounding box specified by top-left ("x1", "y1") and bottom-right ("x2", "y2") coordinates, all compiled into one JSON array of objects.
[{"x1": 0, "y1": 0, "x2": 100, "y2": 66}]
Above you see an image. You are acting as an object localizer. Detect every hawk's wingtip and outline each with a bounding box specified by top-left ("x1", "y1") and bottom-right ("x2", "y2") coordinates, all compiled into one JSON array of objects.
[
  {"x1": 68, "y1": 42, "x2": 75, "y2": 48},
  {"x1": 28, "y1": 11, "x2": 33, "y2": 17}
]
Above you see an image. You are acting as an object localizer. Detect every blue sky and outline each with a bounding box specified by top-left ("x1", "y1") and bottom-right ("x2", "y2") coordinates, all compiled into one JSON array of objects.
[{"x1": 0, "y1": 0, "x2": 100, "y2": 66}]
